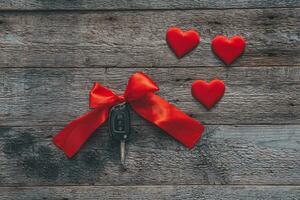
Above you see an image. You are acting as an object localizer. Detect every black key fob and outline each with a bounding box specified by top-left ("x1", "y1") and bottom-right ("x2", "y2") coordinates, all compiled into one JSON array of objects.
[{"x1": 109, "y1": 103, "x2": 131, "y2": 141}]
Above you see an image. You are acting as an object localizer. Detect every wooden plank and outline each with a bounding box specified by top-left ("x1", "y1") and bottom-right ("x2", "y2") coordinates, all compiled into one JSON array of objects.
[
  {"x1": 0, "y1": 8, "x2": 299, "y2": 68},
  {"x1": 0, "y1": 125, "x2": 299, "y2": 186},
  {"x1": 0, "y1": 67, "x2": 299, "y2": 126},
  {"x1": 0, "y1": 0, "x2": 300, "y2": 10},
  {"x1": 0, "y1": 185, "x2": 299, "y2": 200}
]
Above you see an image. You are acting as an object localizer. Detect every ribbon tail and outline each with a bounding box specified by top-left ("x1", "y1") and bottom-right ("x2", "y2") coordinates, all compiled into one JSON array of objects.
[
  {"x1": 130, "y1": 93, "x2": 205, "y2": 148},
  {"x1": 53, "y1": 107, "x2": 109, "y2": 158}
]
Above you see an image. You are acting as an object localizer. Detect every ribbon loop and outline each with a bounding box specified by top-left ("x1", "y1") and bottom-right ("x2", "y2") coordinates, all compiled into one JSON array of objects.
[
  {"x1": 124, "y1": 72, "x2": 159, "y2": 102},
  {"x1": 53, "y1": 72, "x2": 204, "y2": 158},
  {"x1": 89, "y1": 83, "x2": 123, "y2": 109}
]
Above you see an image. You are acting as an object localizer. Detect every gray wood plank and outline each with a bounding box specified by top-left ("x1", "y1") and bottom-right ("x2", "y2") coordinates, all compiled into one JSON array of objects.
[
  {"x1": 0, "y1": 8, "x2": 299, "y2": 68},
  {"x1": 0, "y1": 0, "x2": 299, "y2": 10},
  {"x1": 0, "y1": 125, "x2": 299, "y2": 186},
  {"x1": 0, "y1": 185, "x2": 299, "y2": 200},
  {"x1": 0, "y1": 67, "x2": 299, "y2": 126}
]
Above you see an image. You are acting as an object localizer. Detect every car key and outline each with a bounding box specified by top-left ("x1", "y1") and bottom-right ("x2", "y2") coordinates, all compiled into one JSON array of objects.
[{"x1": 109, "y1": 102, "x2": 131, "y2": 167}]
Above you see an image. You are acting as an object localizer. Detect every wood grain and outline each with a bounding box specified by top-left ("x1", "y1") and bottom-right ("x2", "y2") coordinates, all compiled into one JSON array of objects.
[
  {"x1": 0, "y1": 1, "x2": 299, "y2": 199},
  {"x1": 1, "y1": 0, "x2": 300, "y2": 10},
  {"x1": 1, "y1": 67, "x2": 299, "y2": 126},
  {"x1": 0, "y1": 8, "x2": 299, "y2": 68},
  {"x1": 0, "y1": 125, "x2": 299, "y2": 186},
  {"x1": 0, "y1": 185, "x2": 299, "y2": 200}
]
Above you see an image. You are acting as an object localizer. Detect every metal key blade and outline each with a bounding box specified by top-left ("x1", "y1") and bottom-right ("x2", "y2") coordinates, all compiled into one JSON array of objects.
[{"x1": 120, "y1": 140, "x2": 126, "y2": 167}]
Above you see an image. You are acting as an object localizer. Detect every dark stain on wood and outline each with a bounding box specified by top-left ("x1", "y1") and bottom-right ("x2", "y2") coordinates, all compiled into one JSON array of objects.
[
  {"x1": 267, "y1": 14, "x2": 277, "y2": 20},
  {"x1": 0, "y1": 128, "x2": 115, "y2": 181},
  {"x1": 208, "y1": 21, "x2": 222, "y2": 25},
  {"x1": 267, "y1": 52, "x2": 277, "y2": 57},
  {"x1": 198, "y1": 126, "x2": 230, "y2": 184},
  {"x1": 80, "y1": 150, "x2": 107, "y2": 169},
  {"x1": 3, "y1": 133, "x2": 35, "y2": 156},
  {"x1": 20, "y1": 146, "x2": 60, "y2": 180},
  {"x1": 0, "y1": 127, "x2": 12, "y2": 137},
  {"x1": 173, "y1": 77, "x2": 193, "y2": 83},
  {"x1": 105, "y1": 16, "x2": 118, "y2": 22}
]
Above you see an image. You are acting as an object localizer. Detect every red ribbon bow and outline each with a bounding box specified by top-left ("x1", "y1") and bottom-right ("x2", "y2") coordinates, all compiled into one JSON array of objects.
[{"x1": 53, "y1": 72, "x2": 205, "y2": 158}]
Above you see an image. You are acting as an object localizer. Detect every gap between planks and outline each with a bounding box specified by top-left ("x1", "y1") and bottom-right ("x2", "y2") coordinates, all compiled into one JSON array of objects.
[
  {"x1": 1, "y1": 184, "x2": 300, "y2": 188},
  {"x1": 1, "y1": 6, "x2": 300, "y2": 12},
  {"x1": 1, "y1": 123, "x2": 300, "y2": 128},
  {"x1": 1, "y1": 65, "x2": 300, "y2": 69}
]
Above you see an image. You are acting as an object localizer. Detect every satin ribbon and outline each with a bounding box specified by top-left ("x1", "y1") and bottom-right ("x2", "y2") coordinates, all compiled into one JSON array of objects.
[{"x1": 53, "y1": 72, "x2": 205, "y2": 158}]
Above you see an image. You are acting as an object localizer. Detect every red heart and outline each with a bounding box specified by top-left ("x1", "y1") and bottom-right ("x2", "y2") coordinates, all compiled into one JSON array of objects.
[
  {"x1": 166, "y1": 27, "x2": 200, "y2": 58},
  {"x1": 191, "y1": 80, "x2": 225, "y2": 110},
  {"x1": 211, "y1": 35, "x2": 246, "y2": 65}
]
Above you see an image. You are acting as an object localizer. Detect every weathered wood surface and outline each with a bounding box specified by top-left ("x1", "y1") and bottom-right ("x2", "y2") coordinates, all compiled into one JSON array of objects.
[
  {"x1": 0, "y1": 8, "x2": 299, "y2": 68},
  {"x1": 0, "y1": 125, "x2": 299, "y2": 186},
  {"x1": 0, "y1": 67, "x2": 299, "y2": 126},
  {"x1": 0, "y1": 185, "x2": 300, "y2": 200},
  {"x1": 1, "y1": 0, "x2": 300, "y2": 10},
  {"x1": 1, "y1": 0, "x2": 300, "y2": 199}
]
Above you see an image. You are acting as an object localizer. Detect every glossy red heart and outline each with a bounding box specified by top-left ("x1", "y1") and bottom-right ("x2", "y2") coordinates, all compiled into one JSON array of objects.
[
  {"x1": 211, "y1": 35, "x2": 246, "y2": 65},
  {"x1": 166, "y1": 27, "x2": 200, "y2": 58},
  {"x1": 191, "y1": 80, "x2": 225, "y2": 110}
]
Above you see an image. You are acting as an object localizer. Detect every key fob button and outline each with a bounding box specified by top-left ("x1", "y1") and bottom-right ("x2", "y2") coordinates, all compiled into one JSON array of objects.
[{"x1": 117, "y1": 114, "x2": 124, "y2": 119}]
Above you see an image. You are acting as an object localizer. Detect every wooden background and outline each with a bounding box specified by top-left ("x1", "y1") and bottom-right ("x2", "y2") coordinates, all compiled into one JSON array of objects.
[{"x1": 0, "y1": 0, "x2": 299, "y2": 199}]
